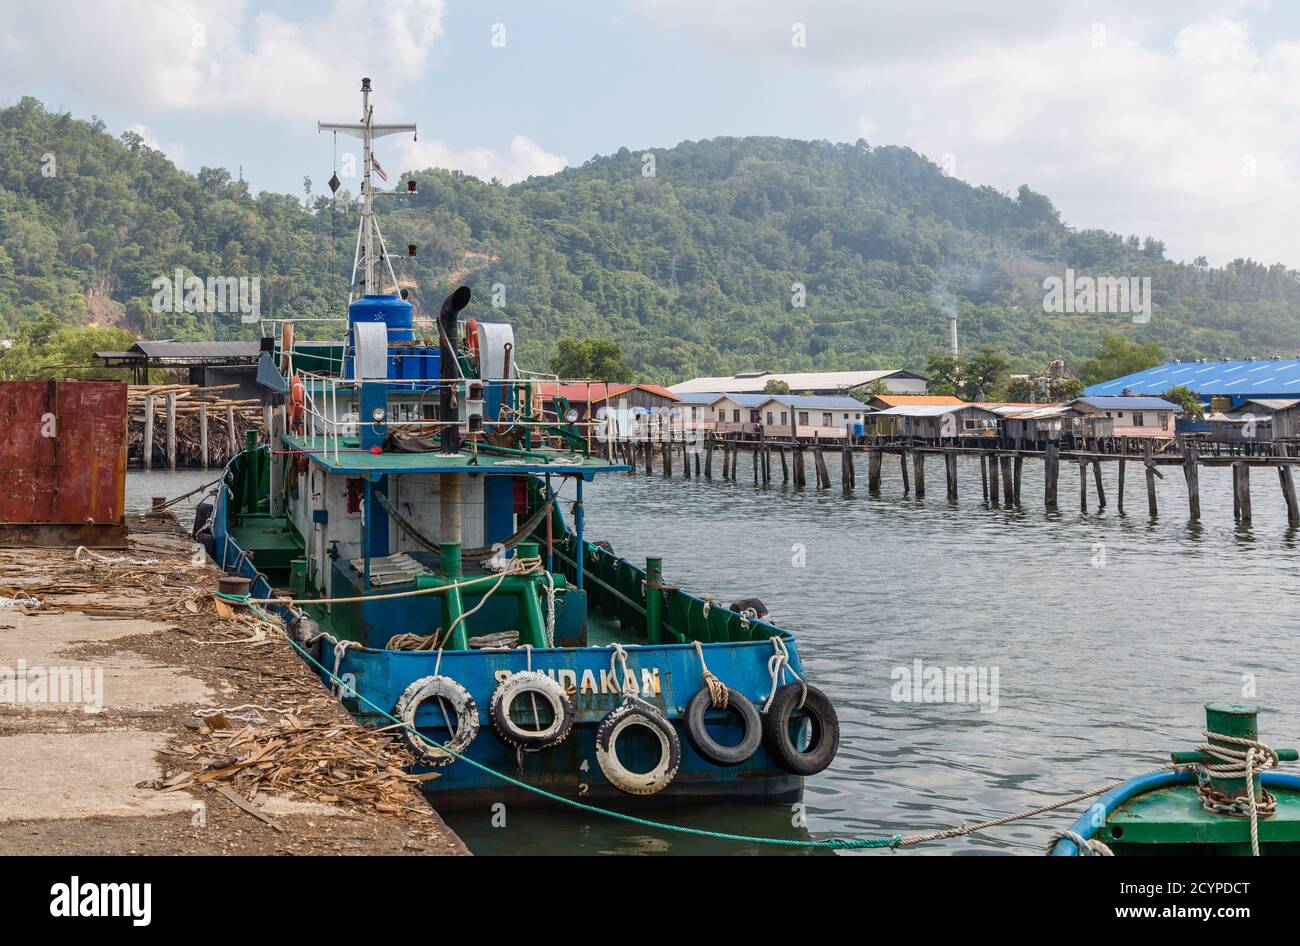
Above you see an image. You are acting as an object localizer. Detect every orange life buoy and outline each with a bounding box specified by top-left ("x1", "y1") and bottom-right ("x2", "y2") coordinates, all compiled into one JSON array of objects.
[
  {"x1": 465, "y1": 318, "x2": 480, "y2": 363},
  {"x1": 290, "y1": 375, "x2": 305, "y2": 434}
]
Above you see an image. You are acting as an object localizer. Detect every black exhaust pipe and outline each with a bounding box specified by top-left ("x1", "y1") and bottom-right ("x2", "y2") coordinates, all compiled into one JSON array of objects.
[{"x1": 439, "y1": 286, "x2": 472, "y2": 453}]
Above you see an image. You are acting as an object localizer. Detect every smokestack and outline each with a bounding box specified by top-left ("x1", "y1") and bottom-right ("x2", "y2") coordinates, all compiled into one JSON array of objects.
[
  {"x1": 438, "y1": 286, "x2": 472, "y2": 454},
  {"x1": 948, "y1": 314, "x2": 959, "y2": 359}
]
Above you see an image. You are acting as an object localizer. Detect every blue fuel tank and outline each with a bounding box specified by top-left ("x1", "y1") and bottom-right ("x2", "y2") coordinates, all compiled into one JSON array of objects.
[{"x1": 348, "y1": 293, "x2": 414, "y2": 342}]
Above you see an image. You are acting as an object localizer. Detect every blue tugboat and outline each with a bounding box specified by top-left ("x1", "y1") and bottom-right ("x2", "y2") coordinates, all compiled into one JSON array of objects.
[{"x1": 207, "y1": 79, "x2": 839, "y2": 810}]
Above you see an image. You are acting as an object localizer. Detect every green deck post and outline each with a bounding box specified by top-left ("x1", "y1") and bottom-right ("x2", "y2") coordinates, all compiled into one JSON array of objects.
[
  {"x1": 645, "y1": 556, "x2": 663, "y2": 645},
  {"x1": 440, "y1": 541, "x2": 468, "y2": 650},
  {"x1": 513, "y1": 542, "x2": 549, "y2": 648},
  {"x1": 1206, "y1": 702, "x2": 1262, "y2": 802}
]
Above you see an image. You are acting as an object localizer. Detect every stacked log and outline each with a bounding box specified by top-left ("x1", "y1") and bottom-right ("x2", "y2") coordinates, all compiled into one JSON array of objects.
[{"x1": 128, "y1": 383, "x2": 266, "y2": 469}]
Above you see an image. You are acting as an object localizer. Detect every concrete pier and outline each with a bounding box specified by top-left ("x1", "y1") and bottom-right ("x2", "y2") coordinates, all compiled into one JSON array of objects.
[{"x1": 0, "y1": 515, "x2": 466, "y2": 856}]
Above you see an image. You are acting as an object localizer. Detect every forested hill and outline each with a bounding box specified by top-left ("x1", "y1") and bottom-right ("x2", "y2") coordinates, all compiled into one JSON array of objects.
[{"x1": 3, "y1": 95, "x2": 1300, "y2": 382}]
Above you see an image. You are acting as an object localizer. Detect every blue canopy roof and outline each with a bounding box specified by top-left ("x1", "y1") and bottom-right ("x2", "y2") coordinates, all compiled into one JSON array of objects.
[{"x1": 1085, "y1": 359, "x2": 1300, "y2": 397}]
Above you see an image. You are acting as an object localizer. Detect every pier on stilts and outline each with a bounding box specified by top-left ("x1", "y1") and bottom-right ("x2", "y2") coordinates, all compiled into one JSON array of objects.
[{"x1": 604, "y1": 426, "x2": 1300, "y2": 528}]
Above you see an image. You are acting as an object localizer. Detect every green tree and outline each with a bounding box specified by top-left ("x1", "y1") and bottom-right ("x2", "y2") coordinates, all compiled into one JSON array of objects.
[
  {"x1": 959, "y1": 347, "x2": 1009, "y2": 401},
  {"x1": 1161, "y1": 384, "x2": 1203, "y2": 420},
  {"x1": 762, "y1": 378, "x2": 790, "y2": 394},
  {"x1": 549, "y1": 337, "x2": 632, "y2": 382},
  {"x1": 1050, "y1": 378, "x2": 1084, "y2": 401},
  {"x1": 1079, "y1": 335, "x2": 1163, "y2": 386},
  {"x1": 1003, "y1": 376, "x2": 1036, "y2": 402},
  {"x1": 924, "y1": 353, "x2": 960, "y2": 394}
]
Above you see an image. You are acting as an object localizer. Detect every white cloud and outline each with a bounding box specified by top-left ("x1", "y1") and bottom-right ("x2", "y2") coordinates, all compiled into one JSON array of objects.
[
  {"x1": 629, "y1": 0, "x2": 1299, "y2": 265},
  {"x1": 0, "y1": 0, "x2": 447, "y2": 120},
  {"x1": 395, "y1": 135, "x2": 567, "y2": 185},
  {"x1": 126, "y1": 123, "x2": 188, "y2": 167}
]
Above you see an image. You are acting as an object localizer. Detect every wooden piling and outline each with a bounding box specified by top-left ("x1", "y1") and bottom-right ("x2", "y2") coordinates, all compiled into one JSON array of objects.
[
  {"x1": 1013, "y1": 455, "x2": 1023, "y2": 506},
  {"x1": 1234, "y1": 461, "x2": 1252, "y2": 523},
  {"x1": 1278, "y1": 445, "x2": 1299, "y2": 527},
  {"x1": 142, "y1": 395, "x2": 155, "y2": 470},
  {"x1": 1044, "y1": 443, "x2": 1058, "y2": 511},
  {"x1": 226, "y1": 406, "x2": 236, "y2": 465},
  {"x1": 1144, "y1": 441, "x2": 1157, "y2": 517},
  {"x1": 780, "y1": 446, "x2": 789, "y2": 483},
  {"x1": 793, "y1": 446, "x2": 806, "y2": 488},
  {"x1": 1182, "y1": 444, "x2": 1200, "y2": 521},
  {"x1": 704, "y1": 435, "x2": 713, "y2": 478},
  {"x1": 662, "y1": 441, "x2": 672, "y2": 478},
  {"x1": 814, "y1": 447, "x2": 830, "y2": 489},
  {"x1": 945, "y1": 450, "x2": 958, "y2": 503},
  {"x1": 913, "y1": 450, "x2": 925, "y2": 498},
  {"x1": 900, "y1": 450, "x2": 911, "y2": 495},
  {"x1": 1079, "y1": 460, "x2": 1088, "y2": 513},
  {"x1": 988, "y1": 452, "x2": 999, "y2": 505},
  {"x1": 868, "y1": 448, "x2": 881, "y2": 493},
  {"x1": 842, "y1": 444, "x2": 854, "y2": 492},
  {"x1": 164, "y1": 392, "x2": 177, "y2": 470},
  {"x1": 1091, "y1": 459, "x2": 1105, "y2": 508},
  {"x1": 199, "y1": 402, "x2": 209, "y2": 469},
  {"x1": 1117, "y1": 458, "x2": 1126, "y2": 513},
  {"x1": 980, "y1": 453, "x2": 989, "y2": 503},
  {"x1": 1000, "y1": 454, "x2": 1014, "y2": 505}
]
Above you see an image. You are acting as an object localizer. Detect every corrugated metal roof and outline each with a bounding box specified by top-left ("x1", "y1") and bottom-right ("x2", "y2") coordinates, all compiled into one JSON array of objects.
[
  {"x1": 870, "y1": 394, "x2": 964, "y2": 407},
  {"x1": 670, "y1": 369, "x2": 923, "y2": 394},
  {"x1": 709, "y1": 393, "x2": 770, "y2": 407},
  {"x1": 539, "y1": 383, "x2": 678, "y2": 402},
  {"x1": 1074, "y1": 396, "x2": 1179, "y2": 411},
  {"x1": 1084, "y1": 359, "x2": 1300, "y2": 396},
  {"x1": 765, "y1": 394, "x2": 865, "y2": 410},
  {"x1": 672, "y1": 391, "x2": 722, "y2": 404},
  {"x1": 875, "y1": 404, "x2": 997, "y2": 417},
  {"x1": 1239, "y1": 398, "x2": 1300, "y2": 411},
  {"x1": 131, "y1": 341, "x2": 262, "y2": 358}
]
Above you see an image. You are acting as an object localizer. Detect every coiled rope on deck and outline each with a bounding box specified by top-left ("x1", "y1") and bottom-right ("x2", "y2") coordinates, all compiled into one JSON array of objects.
[{"x1": 1189, "y1": 730, "x2": 1280, "y2": 857}]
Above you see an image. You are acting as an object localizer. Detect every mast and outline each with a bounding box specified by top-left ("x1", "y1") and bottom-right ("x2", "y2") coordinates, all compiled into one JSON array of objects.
[{"x1": 319, "y1": 77, "x2": 417, "y2": 298}]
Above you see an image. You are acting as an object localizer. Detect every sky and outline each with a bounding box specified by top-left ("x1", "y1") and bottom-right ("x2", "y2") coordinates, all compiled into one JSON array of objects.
[{"x1": 2, "y1": 0, "x2": 1299, "y2": 267}]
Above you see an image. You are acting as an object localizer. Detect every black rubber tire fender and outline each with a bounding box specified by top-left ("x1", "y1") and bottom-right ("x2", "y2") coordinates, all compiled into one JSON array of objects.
[
  {"x1": 683, "y1": 686, "x2": 761, "y2": 767},
  {"x1": 393, "y1": 675, "x2": 479, "y2": 768},
  {"x1": 489, "y1": 670, "x2": 575, "y2": 751},
  {"x1": 594, "y1": 698, "x2": 681, "y2": 795},
  {"x1": 197, "y1": 532, "x2": 216, "y2": 563},
  {"x1": 192, "y1": 500, "x2": 214, "y2": 538},
  {"x1": 761, "y1": 684, "x2": 839, "y2": 777}
]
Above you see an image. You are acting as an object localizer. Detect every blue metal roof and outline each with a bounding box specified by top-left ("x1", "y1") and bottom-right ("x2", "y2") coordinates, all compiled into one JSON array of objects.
[
  {"x1": 1084, "y1": 359, "x2": 1300, "y2": 397},
  {"x1": 711, "y1": 393, "x2": 769, "y2": 407},
  {"x1": 672, "y1": 391, "x2": 722, "y2": 404}
]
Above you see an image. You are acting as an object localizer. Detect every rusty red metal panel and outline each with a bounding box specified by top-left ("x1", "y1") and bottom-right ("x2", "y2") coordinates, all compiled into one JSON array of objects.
[{"x1": 0, "y1": 381, "x2": 126, "y2": 526}]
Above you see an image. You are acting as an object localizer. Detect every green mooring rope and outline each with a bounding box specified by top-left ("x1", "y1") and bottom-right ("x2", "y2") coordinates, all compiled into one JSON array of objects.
[{"x1": 225, "y1": 593, "x2": 900, "y2": 850}]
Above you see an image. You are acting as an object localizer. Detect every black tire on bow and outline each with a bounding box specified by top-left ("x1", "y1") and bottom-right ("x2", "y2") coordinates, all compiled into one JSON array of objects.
[
  {"x1": 595, "y1": 698, "x2": 681, "y2": 795},
  {"x1": 489, "y1": 671, "x2": 575, "y2": 751},
  {"x1": 684, "y1": 685, "x2": 762, "y2": 767},
  {"x1": 192, "y1": 501, "x2": 214, "y2": 537},
  {"x1": 761, "y1": 684, "x2": 839, "y2": 776},
  {"x1": 394, "y1": 675, "x2": 479, "y2": 767}
]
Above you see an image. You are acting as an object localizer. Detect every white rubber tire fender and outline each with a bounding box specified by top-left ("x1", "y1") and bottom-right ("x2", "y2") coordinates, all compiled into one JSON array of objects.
[
  {"x1": 394, "y1": 675, "x2": 479, "y2": 767},
  {"x1": 489, "y1": 671, "x2": 575, "y2": 750},
  {"x1": 594, "y1": 698, "x2": 681, "y2": 795}
]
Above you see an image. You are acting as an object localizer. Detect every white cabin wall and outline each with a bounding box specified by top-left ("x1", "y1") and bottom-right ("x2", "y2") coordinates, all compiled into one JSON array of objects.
[{"x1": 388, "y1": 473, "x2": 487, "y2": 554}]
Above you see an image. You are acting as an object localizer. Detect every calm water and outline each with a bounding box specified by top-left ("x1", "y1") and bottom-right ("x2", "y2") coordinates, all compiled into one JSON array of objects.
[{"x1": 129, "y1": 452, "x2": 1300, "y2": 855}]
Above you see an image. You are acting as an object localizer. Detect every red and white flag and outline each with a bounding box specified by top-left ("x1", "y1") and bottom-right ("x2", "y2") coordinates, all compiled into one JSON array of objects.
[{"x1": 371, "y1": 154, "x2": 389, "y2": 182}]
